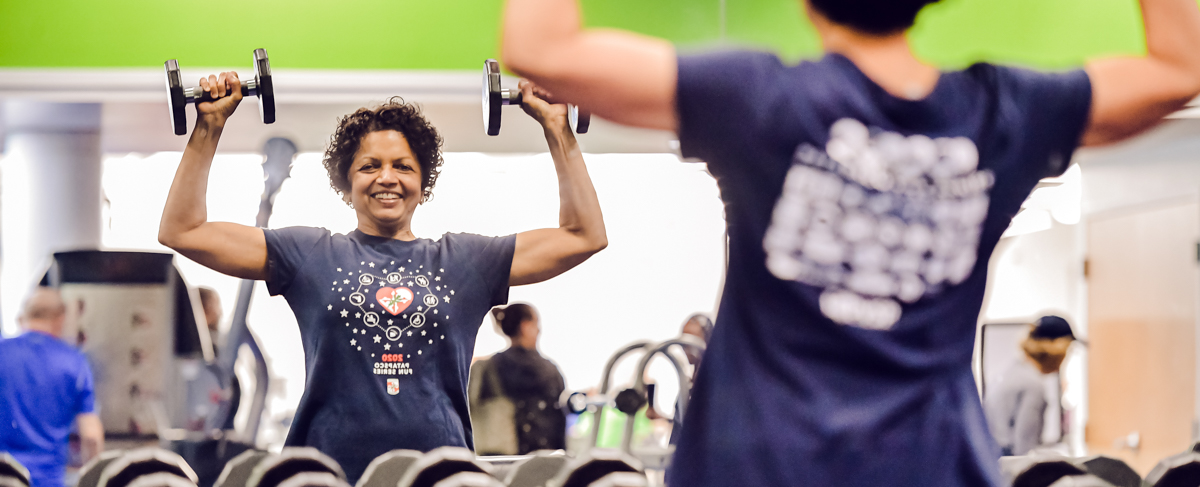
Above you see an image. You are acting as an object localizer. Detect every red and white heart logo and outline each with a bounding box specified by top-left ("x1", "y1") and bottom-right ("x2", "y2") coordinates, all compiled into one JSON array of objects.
[{"x1": 376, "y1": 287, "x2": 413, "y2": 315}]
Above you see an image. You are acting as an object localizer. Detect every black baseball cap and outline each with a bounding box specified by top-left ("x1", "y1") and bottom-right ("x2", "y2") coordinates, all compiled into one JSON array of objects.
[{"x1": 1030, "y1": 315, "x2": 1076, "y2": 341}]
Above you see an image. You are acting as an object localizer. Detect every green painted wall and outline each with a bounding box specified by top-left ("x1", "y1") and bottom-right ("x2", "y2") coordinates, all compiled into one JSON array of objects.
[{"x1": 0, "y1": 0, "x2": 1175, "y2": 70}]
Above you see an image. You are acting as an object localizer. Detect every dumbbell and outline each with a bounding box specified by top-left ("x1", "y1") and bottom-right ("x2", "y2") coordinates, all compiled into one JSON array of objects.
[
  {"x1": 502, "y1": 451, "x2": 570, "y2": 487},
  {"x1": 215, "y1": 448, "x2": 346, "y2": 487},
  {"x1": 1047, "y1": 476, "x2": 1114, "y2": 487},
  {"x1": 482, "y1": 59, "x2": 590, "y2": 137},
  {"x1": 355, "y1": 447, "x2": 500, "y2": 487},
  {"x1": 78, "y1": 448, "x2": 199, "y2": 487},
  {"x1": 165, "y1": 48, "x2": 276, "y2": 136},
  {"x1": 0, "y1": 453, "x2": 30, "y2": 487},
  {"x1": 1000, "y1": 455, "x2": 1138, "y2": 487},
  {"x1": 546, "y1": 449, "x2": 645, "y2": 487},
  {"x1": 1145, "y1": 451, "x2": 1200, "y2": 487}
]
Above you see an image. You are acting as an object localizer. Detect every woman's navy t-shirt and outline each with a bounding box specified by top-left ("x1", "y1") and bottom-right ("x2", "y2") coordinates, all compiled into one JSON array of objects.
[
  {"x1": 263, "y1": 228, "x2": 515, "y2": 482},
  {"x1": 669, "y1": 52, "x2": 1091, "y2": 486}
]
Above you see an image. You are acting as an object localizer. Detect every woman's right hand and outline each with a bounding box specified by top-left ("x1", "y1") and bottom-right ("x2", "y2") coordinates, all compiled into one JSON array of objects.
[{"x1": 195, "y1": 71, "x2": 244, "y2": 129}]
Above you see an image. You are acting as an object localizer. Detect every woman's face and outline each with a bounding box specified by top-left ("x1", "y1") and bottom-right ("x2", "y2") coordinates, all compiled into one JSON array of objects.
[
  {"x1": 520, "y1": 314, "x2": 541, "y2": 343},
  {"x1": 348, "y1": 130, "x2": 424, "y2": 234}
]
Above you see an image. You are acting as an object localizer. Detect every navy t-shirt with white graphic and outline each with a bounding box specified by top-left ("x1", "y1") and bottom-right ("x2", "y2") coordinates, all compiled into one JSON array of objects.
[
  {"x1": 263, "y1": 228, "x2": 515, "y2": 482},
  {"x1": 669, "y1": 52, "x2": 1091, "y2": 486}
]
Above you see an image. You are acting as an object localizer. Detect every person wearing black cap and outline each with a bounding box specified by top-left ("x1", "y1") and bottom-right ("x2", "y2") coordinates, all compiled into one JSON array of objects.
[{"x1": 984, "y1": 315, "x2": 1078, "y2": 456}]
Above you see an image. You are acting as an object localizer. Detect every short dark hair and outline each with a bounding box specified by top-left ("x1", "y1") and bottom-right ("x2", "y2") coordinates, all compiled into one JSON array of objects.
[
  {"x1": 491, "y1": 303, "x2": 536, "y2": 338},
  {"x1": 323, "y1": 97, "x2": 444, "y2": 204},
  {"x1": 809, "y1": 0, "x2": 940, "y2": 35}
]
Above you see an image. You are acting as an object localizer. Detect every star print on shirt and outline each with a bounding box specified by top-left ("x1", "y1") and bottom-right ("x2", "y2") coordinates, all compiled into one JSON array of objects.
[
  {"x1": 340, "y1": 310, "x2": 349, "y2": 317},
  {"x1": 369, "y1": 262, "x2": 375, "y2": 268},
  {"x1": 384, "y1": 344, "x2": 391, "y2": 350},
  {"x1": 407, "y1": 331, "x2": 413, "y2": 337},
  {"x1": 350, "y1": 339, "x2": 357, "y2": 346},
  {"x1": 373, "y1": 335, "x2": 381, "y2": 343},
  {"x1": 343, "y1": 279, "x2": 349, "y2": 284},
  {"x1": 327, "y1": 305, "x2": 333, "y2": 310}
]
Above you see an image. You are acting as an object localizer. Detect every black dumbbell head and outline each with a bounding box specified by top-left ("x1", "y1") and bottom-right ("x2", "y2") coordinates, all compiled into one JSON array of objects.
[
  {"x1": 1145, "y1": 451, "x2": 1200, "y2": 487},
  {"x1": 0, "y1": 478, "x2": 27, "y2": 487},
  {"x1": 0, "y1": 454, "x2": 29, "y2": 487},
  {"x1": 547, "y1": 449, "x2": 644, "y2": 487},
  {"x1": 504, "y1": 451, "x2": 569, "y2": 487},
  {"x1": 483, "y1": 59, "x2": 503, "y2": 136},
  {"x1": 355, "y1": 450, "x2": 423, "y2": 487},
  {"x1": 246, "y1": 447, "x2": 346, "y2": 487},
  {"x1": 79, "y1": 451, "x2": 126, "y2": 487},
  {"x1": 428, "y1": 472, "x2": 504, "y2": 487},
  {"x1": 613, "y1": 389, "x2": 646, "y2": 416},
  {"x1": 95, "y1": 448, "x2": 199, "y2": 487},
  {"x1": 1046, "y1": 475, "x2": 1114, "y2": 487},
  {"x1": 1002, "y1": 455, "x2": 1087, "y2": 487},
  {"x1": 568, "y1": 106, "x2": 590, "y2": 135},
  {"x1": 396, "y1": 447, "x2": 491, "y2": 487},
  {"x1": 164, "y1": 60, "x2": 188, "y2": 136},
  {"x1": 216, "y1": 451, "x2": 273, "y2": 487},
  {"x1": 276, "y1": 472, "x2": 350, "y2": 487},
  {"x1": 252, "y1": 48, "x2": 275, "y2": 125},
  {"x1": 125, "y1": 472, "x2": 199, "y2": 487},
  {"x1": 1072, "y1": 455, "x2": 1139, "y2": 487}
]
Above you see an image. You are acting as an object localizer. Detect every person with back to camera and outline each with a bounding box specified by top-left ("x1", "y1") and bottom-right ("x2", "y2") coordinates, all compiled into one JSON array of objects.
[
  {"x1": 0, "y1": 287, "x2": 105, "y2": 487},
  {"x1": 474, "y1": 303, "x2": 567, "y2": 454},
  {"x1": 500, "y1": 0, "x2": 1200, "y2": 484},
  {"x1": 984, "y1": 315, "x2": 1077, "y2": 457},
  {"x1": 157, "y1": 74, "x2": 607, "y2": 481}
]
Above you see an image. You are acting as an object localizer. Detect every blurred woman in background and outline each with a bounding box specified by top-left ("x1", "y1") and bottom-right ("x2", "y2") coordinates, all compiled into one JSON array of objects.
[{"x1": 472, "y1": 303, "x2": 567, "y2": 454}]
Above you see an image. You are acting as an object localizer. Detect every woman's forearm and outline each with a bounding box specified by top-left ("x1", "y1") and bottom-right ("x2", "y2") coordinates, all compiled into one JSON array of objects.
[
  {"x1": 543, "y1": 124, "x2": 607, "y2": 250},
  {"x1": 158, "y1": 124, "x2": 221, "y2": 247}
]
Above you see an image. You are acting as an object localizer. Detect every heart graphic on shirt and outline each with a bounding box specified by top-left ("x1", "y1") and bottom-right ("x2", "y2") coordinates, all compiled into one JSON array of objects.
[{"x1": 376, "y1": 287, "x2": 414, "y2": 315}]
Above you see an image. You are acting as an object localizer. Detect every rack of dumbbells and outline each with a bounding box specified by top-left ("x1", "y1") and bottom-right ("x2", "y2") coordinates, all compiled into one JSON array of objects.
[
  {"x1": 998, "y1": 441, "x2": 1200, "y2": 487},
  {"x1": 0, "y1": 446, "x2": 650, "y2": 487}
]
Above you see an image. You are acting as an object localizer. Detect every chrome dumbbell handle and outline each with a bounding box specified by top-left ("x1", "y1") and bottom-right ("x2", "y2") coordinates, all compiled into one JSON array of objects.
[{"x1": 183, "y1": 78, "x2": 260, "y2": 104}]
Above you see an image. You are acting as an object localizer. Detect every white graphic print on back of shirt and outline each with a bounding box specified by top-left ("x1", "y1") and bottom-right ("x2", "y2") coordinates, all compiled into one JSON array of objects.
[
  {"x1": 326, "y1": 261, "x2": 456, "y2": 378},
  {"x1": 764, "y1": 119, "x2": 995, "y2": 330}
]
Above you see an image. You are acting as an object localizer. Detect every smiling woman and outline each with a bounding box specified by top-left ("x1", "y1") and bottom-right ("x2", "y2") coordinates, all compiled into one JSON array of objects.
[{"x1": 155, "y1": 72, "x2": 606, "y2": 483}]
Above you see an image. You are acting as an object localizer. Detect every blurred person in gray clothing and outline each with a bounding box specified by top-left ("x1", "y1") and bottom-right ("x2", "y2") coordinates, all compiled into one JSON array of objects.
[{"x1": 985, "y1": 316, "x2": 1077, "y2": 456}]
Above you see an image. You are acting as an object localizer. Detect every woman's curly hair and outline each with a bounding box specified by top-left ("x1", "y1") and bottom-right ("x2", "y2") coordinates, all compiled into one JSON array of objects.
[{"x1": 323, "y1": 97, "x2": 444, "y2": 204}]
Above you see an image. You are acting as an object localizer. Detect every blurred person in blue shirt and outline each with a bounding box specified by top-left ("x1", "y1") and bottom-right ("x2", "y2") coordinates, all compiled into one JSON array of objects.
[{"x1": 0, "y1": 287, "x2": 105, "y2": 487}]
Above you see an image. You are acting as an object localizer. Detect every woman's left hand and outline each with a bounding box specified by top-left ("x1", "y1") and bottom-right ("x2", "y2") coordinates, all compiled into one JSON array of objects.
[{"x1": 519, "y1": 79, "x2": 570, "y2": 132}]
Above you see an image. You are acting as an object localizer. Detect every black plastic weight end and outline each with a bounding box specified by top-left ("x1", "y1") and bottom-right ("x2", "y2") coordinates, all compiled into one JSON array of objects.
[
  {"x1": 253, "y1": 49, "x2": 276, "y2": 125},
  {"x1": 483, "y1": 59, "x2": 503, "y2": 136},
  {"x1": 165, "y1": 60, "x2": 188, "y2": 136}
]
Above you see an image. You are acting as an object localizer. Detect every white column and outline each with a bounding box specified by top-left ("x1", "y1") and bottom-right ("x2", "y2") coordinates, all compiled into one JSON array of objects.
[{"x1": 1, "y1": 101, "x2": 103, "y2": 336}]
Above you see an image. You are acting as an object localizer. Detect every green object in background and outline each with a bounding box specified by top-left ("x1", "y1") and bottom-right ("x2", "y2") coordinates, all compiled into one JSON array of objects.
[
  {"x1": 569, "y1": 406, "x2": 654, "y2": 449},
  {"x1": 0, "y1": 0, "x2": 1190, "y2": 70}
]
